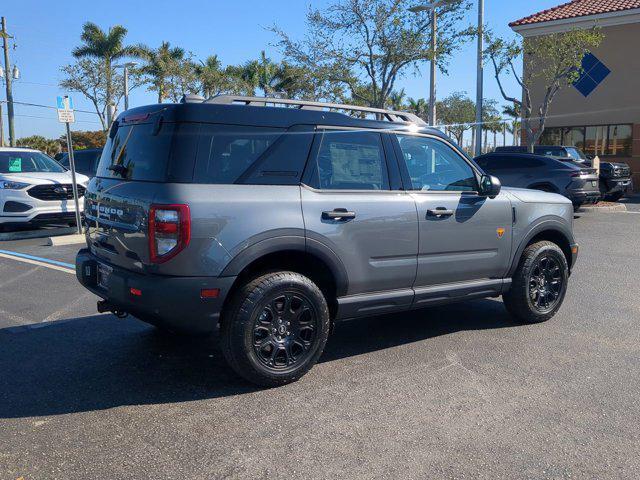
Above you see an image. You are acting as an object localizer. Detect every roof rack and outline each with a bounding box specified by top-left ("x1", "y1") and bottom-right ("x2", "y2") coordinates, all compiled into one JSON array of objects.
[{"x1": 204, "y1": 95, "x2": 426, "y2": 125}]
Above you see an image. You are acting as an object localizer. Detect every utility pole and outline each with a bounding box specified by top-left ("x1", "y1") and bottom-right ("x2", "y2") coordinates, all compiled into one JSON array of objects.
[
  {"x1": 1, "y1": 17, "x2": 15, "y2": 146},
  {"x1": 474, "y1": 0, "x2": 484, "y2": 157},
  {"x1": 0, "y1": 102, "x2": 4, "y2": 146}
]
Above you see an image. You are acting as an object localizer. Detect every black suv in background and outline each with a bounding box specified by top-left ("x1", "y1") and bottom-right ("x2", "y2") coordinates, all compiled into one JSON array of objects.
[
  {"x1": 475, "y1": 151, "x2": 600, "y2": 209},
  {"x1": 55, "y1": 148, "x2": 103, "y2": 178},
  {"x1": 494, "y1": 145, "x2": 632, "y2": 201}
]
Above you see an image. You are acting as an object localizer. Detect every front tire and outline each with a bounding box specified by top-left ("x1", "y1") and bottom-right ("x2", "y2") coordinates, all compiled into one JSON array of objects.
[
  {"x1": 503, "y1": 241, "x2": 569, "y2": 324},
  {"x1": 220, "y1": 272, "x2": 330, "y2": 387}
]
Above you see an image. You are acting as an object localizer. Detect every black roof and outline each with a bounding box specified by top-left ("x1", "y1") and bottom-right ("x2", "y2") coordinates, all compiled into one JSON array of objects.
[{"x1": 116, "y1": 102, "x2": 446, "y2": 139}]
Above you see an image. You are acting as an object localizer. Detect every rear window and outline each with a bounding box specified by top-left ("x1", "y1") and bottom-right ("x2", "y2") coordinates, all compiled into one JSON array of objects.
[{"x1": 96, "y1": 122, "x2": 180, "y2": 182}]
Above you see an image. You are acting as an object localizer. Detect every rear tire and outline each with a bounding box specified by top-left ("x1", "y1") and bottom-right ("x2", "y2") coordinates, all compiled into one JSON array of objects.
[
  {"x1": 604, "y1": 192, "x2": 624, "y2": 202},
  {"x1": 503, "y1": 241, "x2": 569, "y2": 324},
  {"x1": 220, "y1": 272, "x2": 330, "y2": 387}
]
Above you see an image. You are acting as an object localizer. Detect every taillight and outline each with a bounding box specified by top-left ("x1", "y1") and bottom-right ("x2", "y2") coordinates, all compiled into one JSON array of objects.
[{"x1": 148, "y1": 204, "x2": 191, "y2": 263}]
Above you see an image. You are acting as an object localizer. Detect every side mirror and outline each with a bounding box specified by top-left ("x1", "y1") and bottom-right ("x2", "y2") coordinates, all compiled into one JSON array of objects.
[{"x1": 479, "y1": 174, "x2": 501, "y2": 198}]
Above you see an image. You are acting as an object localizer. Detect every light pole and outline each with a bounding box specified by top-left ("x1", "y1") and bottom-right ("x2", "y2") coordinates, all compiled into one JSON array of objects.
[
  {"x1": 409, "y1": 0, "x2": 453, "y2": 127},
  {"x1": 114, "y1": 61, "x2": 137, "y2": 111},
  {"x1": 474, "y1": 0, "x2": 484, "y2": 157}
]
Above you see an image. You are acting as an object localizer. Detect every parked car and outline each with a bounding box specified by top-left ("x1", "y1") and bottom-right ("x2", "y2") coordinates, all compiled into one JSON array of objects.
[
  {"x1": 0, "y1": 147, "x2": 89, "y2": 230},
  {"x1": 55, "y1": 148, "x2": 103, "y2": 178},
  {"x1": 76, "y1": 96, "x2": 579, "y2": 387},
  {"x1": 494, "y1": 145, "x2": 632, "y2": 201},
  {"x1": 475, "y1": 151, "x2": 600, "y2": 210}
]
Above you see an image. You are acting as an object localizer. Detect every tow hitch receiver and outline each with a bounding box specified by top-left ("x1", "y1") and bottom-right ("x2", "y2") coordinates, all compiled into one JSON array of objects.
[{"x1": 97, "y1": 300, "x2": 128, "y2": 318}]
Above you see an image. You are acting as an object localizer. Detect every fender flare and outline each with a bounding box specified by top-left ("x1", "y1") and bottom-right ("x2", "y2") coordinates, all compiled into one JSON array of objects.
[
  {"x1": 508, "y1": 218, "x2": 575, "y2": 277},
  {"x1": 220, "y1": 235, "x2": 349, "y2": 296}
]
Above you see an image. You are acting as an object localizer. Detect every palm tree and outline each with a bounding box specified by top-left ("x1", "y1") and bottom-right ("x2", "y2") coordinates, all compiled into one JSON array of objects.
[
  {"x1": 241, "y1": 51, "x2": 283, "y2": 96},
  {"x1": 502, "y1": 102, "x2": 522, "y2": 146},
  {"x1": 72, "y1": 22, "x2": 141, "y2": 124},
  {"x1": 387, "y1": 89, "x2": 406, "y2": 111},
  {"x1": 407, "y1": 97, "x2": 428, "y2": 122},
  {"x1": 137, "y1": 41, "x2": 186, "y2": 103}
]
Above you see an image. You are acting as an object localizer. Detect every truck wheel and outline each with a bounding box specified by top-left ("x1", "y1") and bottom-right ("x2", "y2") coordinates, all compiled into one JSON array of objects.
[
  {"x1": 604, "y1": 192, "x2": 623, "y2": 202},
  {"x1": 220, "y1": 272, "x2": 330, "y2": 387},
  {"x1": 503, "y1": 241, "x2": 569, "y2": 324}
]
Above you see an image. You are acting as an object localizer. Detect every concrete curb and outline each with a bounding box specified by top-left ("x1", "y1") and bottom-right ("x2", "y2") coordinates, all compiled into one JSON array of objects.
[
  {"x1": 47, "y1": 234, "x2": 87, "y2": 246},
  {"x1": 579, "y1": 203, "x2": 627, "y2": 212}
]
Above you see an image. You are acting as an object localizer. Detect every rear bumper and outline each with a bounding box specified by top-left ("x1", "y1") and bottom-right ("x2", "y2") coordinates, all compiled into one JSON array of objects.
[
  {"x1": 568, "y1": 190, "x2": 600, "y2": 205},
  {"x1": 76, "y1": 249, "x2": 235, "y2": 334}
]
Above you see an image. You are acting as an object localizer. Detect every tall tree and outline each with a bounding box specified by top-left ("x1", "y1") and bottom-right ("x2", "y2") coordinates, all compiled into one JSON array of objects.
[
  {"x1": 502, "y1": 102, "x2": 521, "y2": 146},
  {"x1": 386, "y1": 88, "x2": 406, "y2": 111},
  {"x1": 481, "y1": 99, "x2": 502, "y2": 152},
  {"x1": 407, "y1": 97, "x2": 429, "y2": 122},
  {"x1": 486, "y1": 28, "x2": 603, "y2": 151},
  {"x1": 271, "y1": 0, "x2": 472, "y2": 109},
  {"x1": 437, "y1": 91, "x2": 475, "y2": 146},
  {"x1": 137, "y1": 41, "x2": 186, "y2": 103},
  {"x1": 71, "y1": 22, "x2": 142, "y2": 126},
  {"x1": 60, "y1": 59, "x2": 134, "y2": 130}
]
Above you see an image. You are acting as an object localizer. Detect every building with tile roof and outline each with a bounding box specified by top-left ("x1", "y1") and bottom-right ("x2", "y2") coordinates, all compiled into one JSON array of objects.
[{"x1": 510, "y1": 0, "x2": 640, "y2": 190}]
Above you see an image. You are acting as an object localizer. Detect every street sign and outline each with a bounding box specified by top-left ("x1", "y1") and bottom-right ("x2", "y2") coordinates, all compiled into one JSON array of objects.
[
  {"x1": 56, "y1": 95, "x2": 75, "y2": 123},
  {"x1": 57, "y1": 95, "x2": 82, "y2": 233}
]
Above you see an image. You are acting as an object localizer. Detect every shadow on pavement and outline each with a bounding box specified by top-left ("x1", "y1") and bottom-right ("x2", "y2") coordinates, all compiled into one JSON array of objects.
[{"x1": 0, "y1": 298, "x2": 515, "y2": 419}]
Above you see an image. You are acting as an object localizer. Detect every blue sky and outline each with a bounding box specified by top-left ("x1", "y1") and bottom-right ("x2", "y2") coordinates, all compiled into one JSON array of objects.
[{"x1": 2, "y1": 0, "x2": 560, "y2": 141}]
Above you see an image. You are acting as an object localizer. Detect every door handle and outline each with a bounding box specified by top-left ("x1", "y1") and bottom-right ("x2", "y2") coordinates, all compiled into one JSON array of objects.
[
  {"x1": 427, "y1": 208, "x2": 454, "y2": 217},
  {"x1": 322, "y1": 208, "x2": 356, "y2": 221}
]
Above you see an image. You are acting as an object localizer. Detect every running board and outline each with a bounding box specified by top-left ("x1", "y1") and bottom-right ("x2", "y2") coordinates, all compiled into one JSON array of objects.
[{"x1": 336, "y1": 278, "x2": 510, "y2": 320}]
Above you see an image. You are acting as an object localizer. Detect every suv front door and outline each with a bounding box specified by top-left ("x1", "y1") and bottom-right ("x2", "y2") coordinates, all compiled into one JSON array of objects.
[
  {"x1": 391, "y1": 133, "x2": 513, "y2": 304},
  {"x1": 301, "y1": 128, "x2": 418, "y2": 317}
]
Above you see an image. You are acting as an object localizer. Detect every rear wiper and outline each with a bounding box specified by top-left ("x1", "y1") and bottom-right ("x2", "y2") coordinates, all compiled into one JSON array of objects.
[{"x1": 107, "y1": 164, "x2": 128, "y2": 177}]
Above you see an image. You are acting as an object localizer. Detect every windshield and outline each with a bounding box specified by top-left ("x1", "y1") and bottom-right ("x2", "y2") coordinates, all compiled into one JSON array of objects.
[
  {"x1": 0, "y1": 151, "x2": 66, "y2": 174},
  {"x1": 565, "y1": 147, "x2": 587, "y2": 161}
]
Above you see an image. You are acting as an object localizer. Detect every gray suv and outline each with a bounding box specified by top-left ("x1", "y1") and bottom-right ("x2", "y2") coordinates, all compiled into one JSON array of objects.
[{"x1": 76, "y1": 96, "x2": 579, "y2": 387}]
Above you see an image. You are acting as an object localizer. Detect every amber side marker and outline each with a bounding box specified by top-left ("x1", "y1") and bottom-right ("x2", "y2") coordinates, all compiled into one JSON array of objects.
[
  {"x1": 571, "y1": 245, "x2": 579, "y2": 254},
  {"x1": 201, "y1": 288, "x2": 220, "y2": 299}
]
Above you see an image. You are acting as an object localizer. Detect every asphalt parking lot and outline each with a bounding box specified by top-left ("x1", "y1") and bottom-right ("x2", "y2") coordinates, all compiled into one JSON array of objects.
[{"x1": 1, "y1": 203, "x2": 639, "y2": 479}]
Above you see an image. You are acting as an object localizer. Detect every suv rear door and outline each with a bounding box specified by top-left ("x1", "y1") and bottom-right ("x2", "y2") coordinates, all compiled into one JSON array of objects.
[
  {"x1": 391, "y1": 133, "x2": 512, "y2": 303},
  {"x1": 301, "y1": 127, "x2": 418, "y2": 317}
]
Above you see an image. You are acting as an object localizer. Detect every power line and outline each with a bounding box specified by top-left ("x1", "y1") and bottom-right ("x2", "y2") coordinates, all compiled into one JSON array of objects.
[{"x1": 0, "y1": 99, "x2": 99, "y2": 115}]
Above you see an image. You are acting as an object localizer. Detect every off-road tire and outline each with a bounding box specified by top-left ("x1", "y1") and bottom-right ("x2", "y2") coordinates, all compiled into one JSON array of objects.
[
  {"x1": 503, "y1": 241, "x2": 569, "y2": 324},
  {"x1": 220, "y1": 271, "x2": 330, "y2": 387}
]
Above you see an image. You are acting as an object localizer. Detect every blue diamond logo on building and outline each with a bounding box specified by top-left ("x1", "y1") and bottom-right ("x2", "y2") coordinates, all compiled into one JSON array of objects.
[{"x1": 573, "y1": 53, "x2": 611, "y2": 97}]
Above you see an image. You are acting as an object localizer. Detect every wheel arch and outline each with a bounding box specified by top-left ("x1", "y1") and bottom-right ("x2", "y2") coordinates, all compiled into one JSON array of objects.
[
  {"x1": 219, "y1": 236, "x2": 348, "y2": 319},
  {"x1": 508, "y1": 221, "x2": 574, "y2": 277}
]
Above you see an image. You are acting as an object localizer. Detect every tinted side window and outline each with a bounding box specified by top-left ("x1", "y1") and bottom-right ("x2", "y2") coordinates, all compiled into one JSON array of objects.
[
  {"x1": 310, "y1": 130, "x2": 389, "y2": 190},
  {"x1": 476, "y1": 155, "x2": 511, "y2": 171},
  {"x1": 239, "y1": 125, "x2": 315, "y2": 185},
  {"x1": 396, "y1": 135, "x2": 477, "y2": 191},
  {"x1": 193, "y1": 125, "x2": 284, "y2": 184}
]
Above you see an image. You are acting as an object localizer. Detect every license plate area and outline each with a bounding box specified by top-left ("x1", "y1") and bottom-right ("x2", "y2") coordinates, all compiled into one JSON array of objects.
[{"x1": 97, "y1": 262, "x2": 113, "y2": 290}]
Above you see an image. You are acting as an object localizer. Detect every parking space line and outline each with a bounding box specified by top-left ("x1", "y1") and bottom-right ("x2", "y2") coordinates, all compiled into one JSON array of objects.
[{"x1": 0, "y1": 249, "x2": 75, "y2": 274}]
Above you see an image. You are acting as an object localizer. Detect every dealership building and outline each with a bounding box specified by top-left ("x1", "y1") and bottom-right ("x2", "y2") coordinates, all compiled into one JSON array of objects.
[{"x1": 510, "y1": 0, "x2": 640, "y2": 190}]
